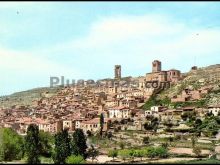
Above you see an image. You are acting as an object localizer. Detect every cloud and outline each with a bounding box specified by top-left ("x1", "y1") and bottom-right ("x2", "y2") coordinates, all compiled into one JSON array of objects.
[
  {"x1": 70, "y1": 14, "x2": 187, "y2": 49},
  {"x1": 0, "y1": 48, "x2": 81, "y2": 76},
  {"x1": 1, "y1": 12, "x2": 220, "y2": 95},
  {"x1": 0, "y1": 47, "x2": 83, "y2": 95},
  {"x1": 49, "y1": 14, "x2": 220, "y2": 74}
]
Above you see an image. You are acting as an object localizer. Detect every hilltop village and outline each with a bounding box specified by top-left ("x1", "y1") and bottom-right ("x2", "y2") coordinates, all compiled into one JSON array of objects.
[
  {"x1": 0, "y1": 60, "x2": 181, "y2": 134},
  {"x1": 1, "y1": 60, "x2": 220, "y2": 163},
  {"x1": 0, "y1": 60, "x2": 219, "y2": 136}
]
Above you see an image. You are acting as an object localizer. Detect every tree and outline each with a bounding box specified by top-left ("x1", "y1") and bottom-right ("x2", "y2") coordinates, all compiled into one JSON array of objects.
[
  {"x1": 193, "y1": 146, "x2": 201, "y2": 158},
  {"x1": 144, "y1": 117, "x2": 159, "y2": 133},
  {"x1": 87, "y1": 145, "x2": 99, "y2": 162},
  {"x1": 0, "y1": 128, "x2": 24, "y2": 161},
  {"x1": 154, "y1": 146, "x2": 168, "y2": 158},
  {"x1": 168, "y1": 136, "x2": 174, "y2": 146},
  {"x1": 191, "y1": 135, "x2": 197, "y2": 148},
  {"x1": 100, "y1": 113, "x2": 105, "y2": 137},
  {"x1": 181, "y1": 112, "x2": 189, "y2": 121},
  {"x1": 86, "y1": 130, "x2": 93, "y2": 137},
  {"x1": 161, "y1": 142, "x2": 169, "y2": 149},
  {"x1": 71, "y1": 129, "x2": 87, "y2": 159},
  {"x1": 146, "y1": 146, "x2": 168, "y2": 159},
  {"x1": 25, "y1": 124, "x2": 41, "y2": 164},
  {"x1": 143, "y1": 136, "x2": 150, "y2": 145},
  {"x1": 65, "y1": 155, "x2": 85, "y2": 164},
  {"x1": 151, "y1": 118, "x2": 159, "y2": 133},
  {"x1": 108, "y1": 149, "x2": 118, "y2": 161},
  {"x1": 144, "y1": 122, "x2": 153, "y2": 130},
  {"x1": 53, "y1": 129, "x2": 71, "y2": 164},
  {"x1": 119, "y1": 141, "x2": 125, "y2": 150},
  {"x1": 146, "y1": 147, "x2": 156, "y2": 159},
  {"x1": 107, "y1": 132, "x2": 113, "y2": 140},
  {"x1": 39, "y1": 131, "x2": 54, "y2": 157}
]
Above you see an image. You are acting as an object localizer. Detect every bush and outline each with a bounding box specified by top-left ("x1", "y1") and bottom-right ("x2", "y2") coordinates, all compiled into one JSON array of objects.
[
  {"x1": 145, "y1": 146, "x2": 168, "y2": 159},
  {"x1": 161, "y1": 142, "x2": 169, "y2": 149},
  {"x1": 133, "y1": 149, "x2": 146, "y2": 161},
  {"x1": 108, "y1": 149, "x2": 118, "y2": 160},
  {"x1": 155, "y1": 146, "x2": 169, "y2": 158},
  {"x1": 65, "y1": 155, "x2": 85, "y2": 164},
  {"x1": 86, "y1": 130, "x2": 93, "y2": 137},
  {"x1": 143, "y1": 136, "x2": 150, "y2": 145},
  {"x1": 193, "y1": 147, "x2": 202, "y2": 157},
  {"x1": 118, "y1": 149, "x2": 130, "y2": 162},
  {"x1": 119, "y1": 141, "x2": 125, "y2": 150}
]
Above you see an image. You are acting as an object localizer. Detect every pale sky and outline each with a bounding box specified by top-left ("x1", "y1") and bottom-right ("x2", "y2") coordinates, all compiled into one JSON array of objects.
[{"x1": 1, "y1": 2, "x2": 220, "y2": 95}]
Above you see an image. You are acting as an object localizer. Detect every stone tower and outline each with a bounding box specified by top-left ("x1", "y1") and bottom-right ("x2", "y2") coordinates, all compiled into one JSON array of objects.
[
  {"x1": 114, "y1": 65, "x2": 121, "y2": 79},
  {"x1": 152, "y1": 60, "x2": 161, "y2": 73}
]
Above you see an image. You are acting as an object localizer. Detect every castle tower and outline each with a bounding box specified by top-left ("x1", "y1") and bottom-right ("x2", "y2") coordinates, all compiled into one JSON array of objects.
[
  {"x1": 152, "y1": 60, "x2": 161, "y2": 73},
  {"x1": 114, "y1": 65, "x2": 121, "y2": 79}
]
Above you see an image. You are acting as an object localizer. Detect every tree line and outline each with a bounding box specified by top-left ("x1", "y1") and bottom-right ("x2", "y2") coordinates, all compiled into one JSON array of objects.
[{"x1": 0, "y1": 124, "x2": 98, "y2": 164}]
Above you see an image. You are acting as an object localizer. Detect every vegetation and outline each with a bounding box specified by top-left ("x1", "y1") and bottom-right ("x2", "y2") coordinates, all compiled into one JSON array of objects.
[
  {"x1": 144, "y1": 117, "x2": 159, "y2": 132},
  {"x1": 100, "y1": 113, "x2": 104, "y2": 137},
  {"x1": 133, "y1": 149, "x2": 146, "y2": 161},
  {"x1": 53, "y1": 129, "x2": 71, "y2": 164},
  {"x1": 142, "y1": 95, "x2": 159, "y2": 110},
  {"x1": 87, "y1": 145, "x2": 99, "y2": 162},
  {"x1": 191, "y1": 115, "x2": 220, "y2": 137},
  {"x1": 39, "y1": 131, "x2": 54, "y2": 158},
  {"x1": 116, "y1": 146, "x2": 168, "y2": 162},
  {"x1": 143, "y1": 136, "x2": 150, "y2": 145},
  {"x1": 0, "y1": 128, "x2": 24, "y2": 161},
  {"x1": 118, "y1": 149, "x2": 130, "y2": 162},
  {"x1": 24, "y1": 124, "x2": 41, "y2": 164},
  {"x1": 108, "y1": 149, "x2": 118, "y2": 161},
  {"x1": 71, "y1": 129, "x2": 88, "y2": 159},
  {"x1": 145, "y1": 146, "x2": 169, "y2": 159},
  {"x1": 65, "y1": 155, "x2": 85, "y2": 164},
  {"x1": 171, "y1": 99, "x2": 207, "y2": 108},
  {"x1": 192, "y1": 147, "x2": 202, "y2": 157}
]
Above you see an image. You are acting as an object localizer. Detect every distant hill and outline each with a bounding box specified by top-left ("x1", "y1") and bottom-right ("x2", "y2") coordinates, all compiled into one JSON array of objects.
[{"x1": 0, "y1": 86, "x2": 62, "y2": 109}]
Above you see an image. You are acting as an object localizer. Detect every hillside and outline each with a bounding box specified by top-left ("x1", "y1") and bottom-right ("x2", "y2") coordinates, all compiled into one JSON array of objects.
[
  {"x1": 0, "y1": 86, "x2": 62, "y2": 109},
  {"x1": 1, "y1": 64, "x2": 220, "y2": 109},
  {"x1": 157, "y1": 64, "x2": 220, "y2": 106}
]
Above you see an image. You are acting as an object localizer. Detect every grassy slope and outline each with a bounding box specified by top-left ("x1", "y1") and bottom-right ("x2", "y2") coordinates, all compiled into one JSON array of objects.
[{"x1": 0, "y1": 86, "x2": 62, "y2": 108}]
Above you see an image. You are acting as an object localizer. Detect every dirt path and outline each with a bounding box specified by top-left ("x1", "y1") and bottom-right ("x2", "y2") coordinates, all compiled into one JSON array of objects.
[{"x1": 169, "y1": 147, "x2": 210, "y2": 155}]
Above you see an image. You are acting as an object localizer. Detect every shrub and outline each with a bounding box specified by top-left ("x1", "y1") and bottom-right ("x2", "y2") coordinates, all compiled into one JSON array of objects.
[
  {"x1": 193, "y1": 147, "x2": 202, "y2": 158},
  {"x1": 145, "y1": 146, "x2": 168, "y2": 159},
  {"x1": 108, "y1": 149, "x2": 118, "y2": 160},
  {"x1": 65, "y1": 155, "x2": 85, "y2": 164},
  {"x1": 119, "y1": 141, "x2": 125, "y2": 150},
  {"x1": 143, "y1": 136, "x2": 150, "y2": 145},
  {"x1": 118, "y1": 149, "x2": 130, "y2": 162},
  {"x1": 133, "y1": 149, "x2": 146, "y2": 161}
]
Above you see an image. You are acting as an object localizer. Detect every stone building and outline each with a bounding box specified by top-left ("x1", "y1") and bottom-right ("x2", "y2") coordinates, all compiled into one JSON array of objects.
[
  {"x1": 146, "y1": 60, "x2": 181, "y2": 83},
  {"x1": 152, "y1": 60, "x2": 161, "y2": 73},
  {"x1": 115, "y1": 65, "x2": 121, "y2": 79},
  {"x1": 108, "y1": 106, "x2": 131, "y2": 119}
]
